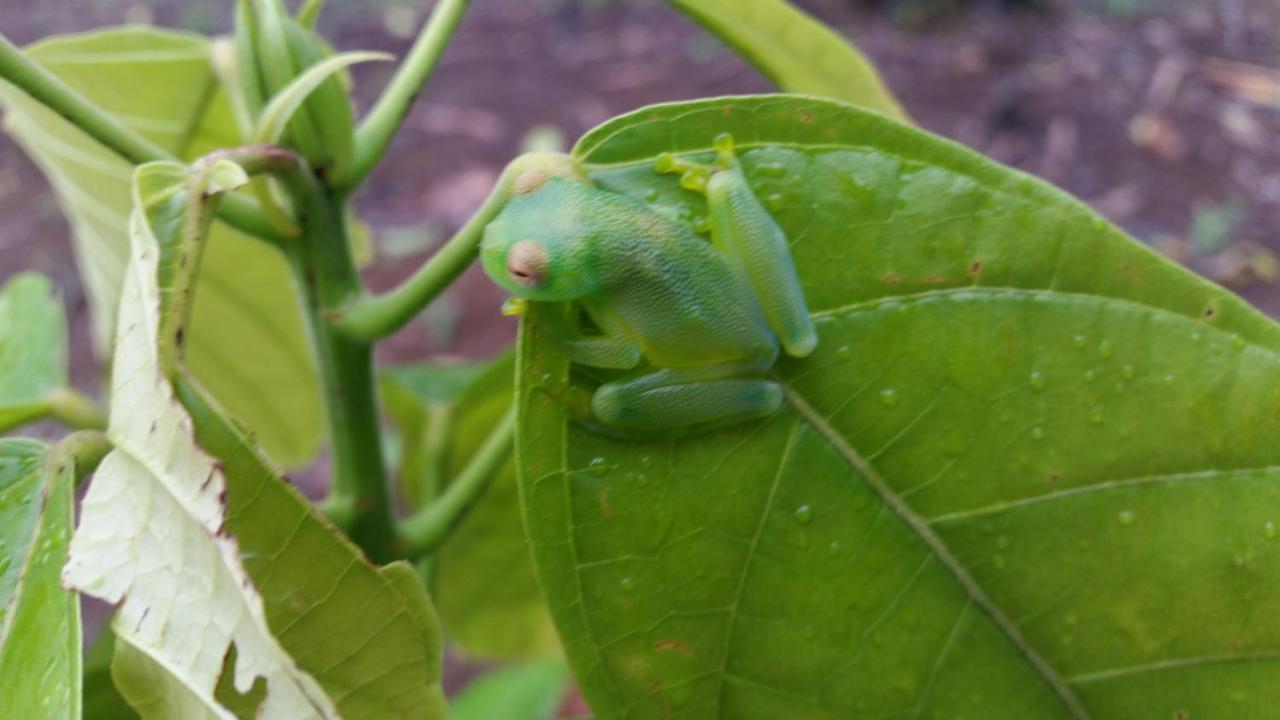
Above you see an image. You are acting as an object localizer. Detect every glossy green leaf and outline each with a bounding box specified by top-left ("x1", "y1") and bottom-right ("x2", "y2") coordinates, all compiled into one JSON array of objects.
[
  {"x1": 518, "y1": 95, "x2": 1280, "y2": 718},
  {"x1": 450, "y1": 658, "x2": 570, "y2": 720},
  {"x1": 665, "y1": 0, "x2": 906, "y2": 120},
  {"x1": 0, "y1": 27, "x2": 324, "y2": 467},
  {"x1": 383, "y1": 354, "x2": 560, "y2": 660},
  {"x1": 0, "y1": 273, "x2": 66, "y2": 431},
  {"x1": 0, "y1": 439, "x2": 80, "y2": 718}
]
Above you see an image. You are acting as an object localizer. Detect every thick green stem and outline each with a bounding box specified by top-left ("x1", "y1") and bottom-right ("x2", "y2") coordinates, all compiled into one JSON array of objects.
[
  {"x1": 396, "y1": 405, "x2": 515, "y2": 557},
  {"x1": 201, "y1": 144, "x2": 396, "y2": 559},
  {"x1": 346, "y1": 0, "x2": 471, "y2": 190},
  {"x1": 332, "y1": 168, "x2": 516, "y2": 341},
  {"x1": 0, "y1": 33, "x2": 284, "y2": 244},
  {"x1": 42, "y1": 387, "x2": 108, "y2": 431},
  {"x1": 273, "y1": 167, "x2": 397, "y2": 561}
]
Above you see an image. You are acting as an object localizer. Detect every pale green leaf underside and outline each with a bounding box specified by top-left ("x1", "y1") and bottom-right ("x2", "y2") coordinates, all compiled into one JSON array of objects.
[
  {"x1": 0, "y1": 27, "x2": 323, "y2": 467},
  {"x1": 0, "y1": 273, "x2": 66, "y2": 430},
  {"x1": 0, "y1": 439, "x2": 80, "y2": 719},
  {"x1": 517, "y1": 96, "x2": 1280, "y2": 719},
  {"x1": 64, "y1": 165, "x2": 337, "y2": 719},
  {"x1": 665, "y1": 0, "x2": 907, "y2": 120}
]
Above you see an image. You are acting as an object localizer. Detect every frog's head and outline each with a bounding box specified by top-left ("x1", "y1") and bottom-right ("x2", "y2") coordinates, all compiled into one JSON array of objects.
[{"x1": 481, "y1": 177, "x2": 600, "y2": 302}]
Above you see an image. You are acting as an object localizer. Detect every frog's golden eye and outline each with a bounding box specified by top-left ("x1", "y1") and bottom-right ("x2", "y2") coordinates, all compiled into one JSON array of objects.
[{"x1": 507, "y1": 240, "x2": 547, "y2": 288}]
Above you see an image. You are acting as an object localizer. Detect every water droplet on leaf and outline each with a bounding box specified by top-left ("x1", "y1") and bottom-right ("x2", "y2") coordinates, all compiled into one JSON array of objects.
[
  {"x1": 879, "y1": 388, "x2": 898, "y2": 407},
  {"x1": 794, "y1": 505, "x2": 813, "y2": 524}
]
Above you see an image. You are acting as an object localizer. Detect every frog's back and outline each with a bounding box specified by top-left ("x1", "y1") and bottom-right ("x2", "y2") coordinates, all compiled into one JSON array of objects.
[{"x1": 582, "y1": 187, "x2": 777, "y2": 368}]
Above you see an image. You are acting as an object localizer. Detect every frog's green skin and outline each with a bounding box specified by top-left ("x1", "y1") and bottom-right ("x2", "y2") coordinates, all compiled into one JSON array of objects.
[{"x1": 480, "y1": 139, "x2": 816, "y2": 433}]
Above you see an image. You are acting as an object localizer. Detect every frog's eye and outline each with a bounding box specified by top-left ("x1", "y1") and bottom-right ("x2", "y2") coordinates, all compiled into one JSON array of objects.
[{"x1": 507, "y1": 240, "x2": 548, "y2": 288}]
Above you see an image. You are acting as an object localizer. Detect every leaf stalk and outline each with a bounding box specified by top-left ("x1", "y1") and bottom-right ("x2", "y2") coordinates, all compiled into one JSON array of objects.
[
  {"x1": 346, "y1": 0, "x2": 471, "y2": 190},
  {"x1": 396, "y1": 405, "x2": 515, "y2": 557}
]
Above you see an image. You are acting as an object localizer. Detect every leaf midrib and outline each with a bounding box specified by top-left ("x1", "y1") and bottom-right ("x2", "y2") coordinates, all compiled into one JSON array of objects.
[{"x1": 780, "y1": 383, "x2": 1092, "y2": 720}]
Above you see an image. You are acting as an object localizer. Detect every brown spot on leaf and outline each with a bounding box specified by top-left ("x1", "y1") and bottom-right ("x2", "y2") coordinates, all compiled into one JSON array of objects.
[
  {"x1": 654, "y1": 639, "x2": 693, "y2": 656},
  {"x1": 922, "y1": 274, "x2": 948, "y2": 285},
  {"x1": 880, "y1": 272, "x2": 902, "y2": 285},
  {"x1": 599, "y1": 488, "x2": 613, "y2": 519},
  {"x1": 969, "y1": 260, "x2": 983, "y2": 276}
]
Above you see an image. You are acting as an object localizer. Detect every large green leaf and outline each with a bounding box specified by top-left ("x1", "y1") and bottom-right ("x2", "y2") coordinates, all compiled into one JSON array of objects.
[
  {"x1": 665, "y1": 0, "x2": 906, "y2": 120},
  {"x1": 383, "y1": 354, "x2": 559, "y2": 660},
  {"x1": 0, "y1": 273, "x2": 66, "y2": 431},
  {"x1": 66, "y1": 161, "x2": 445, "y2": 718},
  {"x1": 0, "y1": 438, "x2": 80, "y2": 718},
  {"x1": 517, "y1": 95, "x2": 1280, "y2": 718},
  {"x1": 0, "y1": 27, "x2": 323, "y2": 467}
]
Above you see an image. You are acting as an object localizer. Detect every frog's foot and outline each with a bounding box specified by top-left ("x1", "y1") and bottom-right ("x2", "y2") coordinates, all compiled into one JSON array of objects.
[
  {"x1": 653, "y1": 133, "x2": 740, "y2": 194},
  {"x1": 590, "y1": 366, "x2": 782, "y2": 433}
]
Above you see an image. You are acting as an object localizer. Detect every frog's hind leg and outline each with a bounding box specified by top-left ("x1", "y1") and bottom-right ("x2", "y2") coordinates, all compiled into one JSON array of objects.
[{"x1": 591, "y1": 367, "x2": 783, "y2": 434}]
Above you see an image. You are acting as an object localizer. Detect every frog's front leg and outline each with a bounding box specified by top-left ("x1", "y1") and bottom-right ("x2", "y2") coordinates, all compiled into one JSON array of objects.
[
  {"x1": 656, "y1": 134, "x2": 818, "y2": 359},
  {"x1": 592, "y1": 365, "x2": 783, "y2": 433},
  {"x1": 528, "y1": 301, "x2": 642, "y2": 369}
]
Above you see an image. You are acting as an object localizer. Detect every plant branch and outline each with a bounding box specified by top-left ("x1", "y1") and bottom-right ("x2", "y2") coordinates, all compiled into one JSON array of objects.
[
  {"x1": 42, "y1": 387, "x2": 108, "y2": 431},
  {"x1": 0, "y1": 33, "x2": 285, "y2": 244},
  {"x1": 332, "y1": 168, "x2": 513, "y2": 341},
  {"x1": 396, "y1": 404, "x2": 514, "y2": 557},
  {"x1": 346, "y1": 0, "x2": 470, "y2": 190},
  {"x1": 255, "y1": 154, "x2": 398, "y2": 560},
  {"x1": 0, "y1": 33, "x2": 168, "y2": 164}
]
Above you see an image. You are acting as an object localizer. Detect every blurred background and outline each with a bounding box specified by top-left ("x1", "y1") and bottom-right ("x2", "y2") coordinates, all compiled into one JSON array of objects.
[{"x1": 2, "y1": 0, "x2": 1278, "y2": 708}]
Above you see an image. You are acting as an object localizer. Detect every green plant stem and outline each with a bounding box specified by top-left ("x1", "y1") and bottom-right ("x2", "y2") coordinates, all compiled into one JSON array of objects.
[
  {"x1": 265, "y1": 160, "x2": 397, "y2": 561},
  {"x1": 346, "y1": 0, "x2": 470, "y2": 190},
  {"x1": 0, "y1": 33, "x2": 284, "y2": 244},
  {"x1": 332, "y1": 173, "x2": 512, "y2": 341},
  {"x1": 397, "y1": 405, "x2": 515, "y2": 557},
  {"x1": 187, "y1": 144, "x2": 396, "y2": 560},
  {"x1": 51, "y1": 430, "x2": 112, "y2": 486},
  {"x1": 42, "y1": 387, "x2": 108, "y2": 431}
]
